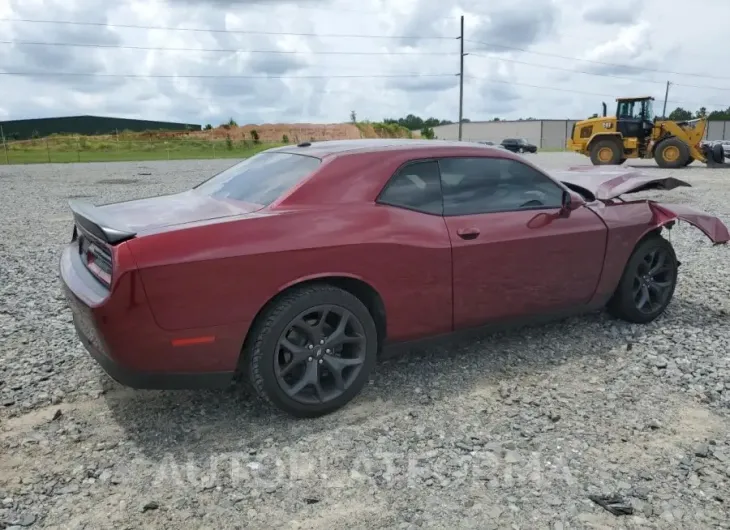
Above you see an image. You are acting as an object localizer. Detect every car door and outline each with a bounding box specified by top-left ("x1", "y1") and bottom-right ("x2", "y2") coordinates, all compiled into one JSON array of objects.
[
  {"x1": 374, "y1": 159, "x2": 453, "y2": 341},
  {"x1": 439, "y1": 156, "x2": 608, "y2": 330}
]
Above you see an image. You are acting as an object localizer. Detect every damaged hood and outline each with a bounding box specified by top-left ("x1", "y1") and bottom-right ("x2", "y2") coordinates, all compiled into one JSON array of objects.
[{"x1": 552, "y1": 166, "x2": 692, "y2": 201}]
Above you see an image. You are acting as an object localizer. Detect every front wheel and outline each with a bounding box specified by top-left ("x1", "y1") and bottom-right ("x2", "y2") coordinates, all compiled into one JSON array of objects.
[
  {"x1": 606, "y1": 235, "x2": 678, "y2": 324},
  {"x1": 245, "y1": 285, "x2": 378, "y2": 418}
]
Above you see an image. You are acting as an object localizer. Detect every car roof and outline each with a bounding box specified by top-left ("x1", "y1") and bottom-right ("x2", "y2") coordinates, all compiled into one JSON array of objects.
[{"x1": 266, "y1": 138, "x2": 505, "y2": 158}]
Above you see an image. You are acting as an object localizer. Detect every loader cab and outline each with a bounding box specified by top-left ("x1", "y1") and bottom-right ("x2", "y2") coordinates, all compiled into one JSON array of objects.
[{"x1": 615, "y1": 97, "x2": 655, "y2": 154}]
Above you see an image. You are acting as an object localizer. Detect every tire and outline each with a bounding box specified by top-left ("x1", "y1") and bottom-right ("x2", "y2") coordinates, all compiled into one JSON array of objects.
[
  {"x1": 653, "y1": 137, "x2": 690, "y2": 168},
  {"x1": 589, "y1": 139, "x2": 622, "y2": 165},
  {"x1": 712, "y1": 144, "x2": 724, "y2": 163},
  {"x1": 245, "y1": 284, "x2": 378, "y2": 418},
  {"x1": 619, "y1": 157, "x2": 627, "y2": 165},
  {"x1": 683, "y1": 157, "x2": 694, "y2": 167},
  {"x1": 606, "y1": 234, "x2": 678, "y2": 324},
  {"x1": 519, "y1": 147, "x2": 525, "y2": 153}
]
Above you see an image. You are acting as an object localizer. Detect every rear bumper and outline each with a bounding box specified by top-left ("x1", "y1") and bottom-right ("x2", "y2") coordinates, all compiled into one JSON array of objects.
[
  {"x1": 72, "y1": 316, "x2": 233, "y2": 389},
  {"x1": 60, "y1": 244, "x2": 237, "y2": 390}
]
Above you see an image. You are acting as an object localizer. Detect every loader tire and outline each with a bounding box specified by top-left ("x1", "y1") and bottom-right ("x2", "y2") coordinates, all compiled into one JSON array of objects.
[
  {"x1": 683, "y1": 157, "x2": 694, "y2": 167},
  {"x1": 654, "y1": 137, "x2": 690, "y2": 168},
  {"x1": 712, "y1": 144, "x2": 724, "y2": 163},
  {"x1": 590, "y1": 139, "x2": 622, "y2": 165}
]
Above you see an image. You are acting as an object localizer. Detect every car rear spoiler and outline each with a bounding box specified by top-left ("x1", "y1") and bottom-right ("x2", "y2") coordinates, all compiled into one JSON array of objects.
[{"x1": 68, "y1": 199, "x2": 137, "y2": 245}]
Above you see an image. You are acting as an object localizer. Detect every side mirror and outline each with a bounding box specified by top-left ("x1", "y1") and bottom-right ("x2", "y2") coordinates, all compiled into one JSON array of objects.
[{"x1": 560, "y1": 190, "x2": 586, "y2": 216}]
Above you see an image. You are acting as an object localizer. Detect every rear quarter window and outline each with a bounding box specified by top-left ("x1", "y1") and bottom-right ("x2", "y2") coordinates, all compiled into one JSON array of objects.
[{"x1": 194, "y1": 152, "x2": 321, "y2": 206}]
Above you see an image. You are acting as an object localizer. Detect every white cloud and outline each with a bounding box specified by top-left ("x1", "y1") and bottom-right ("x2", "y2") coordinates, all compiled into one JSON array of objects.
[{"x1": 0, "y1": 0, "x2": 729, "y2": 125}]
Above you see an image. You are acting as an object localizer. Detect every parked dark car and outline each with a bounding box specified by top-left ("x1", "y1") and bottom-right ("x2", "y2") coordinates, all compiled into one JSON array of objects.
[
  {"x1": 501, "y1": 137, "x2": 538, "y2": 153},
  {"x1": 60, "y1": 139, "x2": 729, "y2": 418}
]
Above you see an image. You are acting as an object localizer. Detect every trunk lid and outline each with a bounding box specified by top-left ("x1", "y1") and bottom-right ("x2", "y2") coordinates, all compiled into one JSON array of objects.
[{"x1": 94, "y1": 190, "x2": 263, "y2": 235}]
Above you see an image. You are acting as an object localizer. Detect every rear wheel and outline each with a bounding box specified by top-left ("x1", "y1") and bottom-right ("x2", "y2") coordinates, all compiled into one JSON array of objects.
[
  {"x1": 245, "y1": 285, "x2": 377, "y2": 418},
  {"x1": 590, "y1": 139, "x2": 622, "y2": 165},
  {"x1": 683, "y1": 157, "x2": 694, "y2": 167},
  {"x1": 606, "y1": 235, "x2": 678, "y2": 324},
  {"x1": 654, "y1": 137, "x2": 690, "y2": 168}
]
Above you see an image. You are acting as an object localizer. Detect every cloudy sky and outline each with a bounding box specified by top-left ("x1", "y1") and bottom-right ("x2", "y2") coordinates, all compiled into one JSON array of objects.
[{"x1": 1, "y1": 0, "x2": 729, "y2": 126}]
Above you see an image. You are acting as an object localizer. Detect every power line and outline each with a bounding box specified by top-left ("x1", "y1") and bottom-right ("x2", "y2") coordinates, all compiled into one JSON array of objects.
[
  {"x1": 145, "y1": 0, "x2": 461, "y2": 19},
  {"x1": 468, "y1": 53, "x2": 730, "y2": 92},
  {"x1": 0, "y1": 71, "x2": 459, "y2": 79},
  {"x1": 5, "y1": 39, "x2": 727, "y2": 92},
  {"x1": 465, "y1": 39, "x2": 730, "y2": 82},
  {"x1": 0, "y1": 18, "x2": 457, "y2": 40},
  {"x1": 0, "y1": 40, "x2": 456, "y2": 56},
  {"x1": 464, "y1": 76, "x2": 730, "y2": 108}
]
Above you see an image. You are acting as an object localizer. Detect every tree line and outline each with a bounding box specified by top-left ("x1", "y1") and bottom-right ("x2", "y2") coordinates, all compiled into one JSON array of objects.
[{"x1": 666, "y1": 106, "x2": 730, "y2": 121}]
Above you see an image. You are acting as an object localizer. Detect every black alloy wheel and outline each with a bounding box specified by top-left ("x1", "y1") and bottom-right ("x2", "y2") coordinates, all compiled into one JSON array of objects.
[
  {"x1": 246, "y1": 285, "x2": 378, "y2": 418},
  {"x1": 274, "y1": 305, "x2": 367, "y2": 405},
  {"x1": 607, "y1": 234, "x2": 678, "y2": 324},
  {"x1": 631, "y1": 246, "x2": 674, "y2": 315}
]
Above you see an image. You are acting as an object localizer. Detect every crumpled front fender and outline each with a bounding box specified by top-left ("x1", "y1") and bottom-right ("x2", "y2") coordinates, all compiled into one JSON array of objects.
[{"x1": 650, "y1": 202, "x2": 730, "y2": 244}]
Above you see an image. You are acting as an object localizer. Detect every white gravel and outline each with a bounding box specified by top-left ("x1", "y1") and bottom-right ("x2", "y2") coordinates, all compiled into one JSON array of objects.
[{"x1": 1, "y1": 153, "x2": 730, "y2": 530}]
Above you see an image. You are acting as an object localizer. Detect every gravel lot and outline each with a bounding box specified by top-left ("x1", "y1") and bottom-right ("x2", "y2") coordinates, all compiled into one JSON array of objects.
[{"x1": 1, "y1": 153, "x2": 729, "y2": 530}]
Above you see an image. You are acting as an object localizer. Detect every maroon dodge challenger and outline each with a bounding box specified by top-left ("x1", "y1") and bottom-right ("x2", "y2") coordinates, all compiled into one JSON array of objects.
[{"x1": 59, "y1": 139, "x2": 730, "y2": 417}]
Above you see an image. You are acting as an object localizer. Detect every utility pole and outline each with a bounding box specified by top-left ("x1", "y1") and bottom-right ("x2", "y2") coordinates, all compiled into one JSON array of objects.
[
  {"x1": 662, "y1": 81, "x2": 672, "y2": 118},
  {"x1": 458, "y1": 15, "x2": 465, "y2": 141},
  {"x1": 0, "y1": 126, "x2": 8, "y2": 165}
]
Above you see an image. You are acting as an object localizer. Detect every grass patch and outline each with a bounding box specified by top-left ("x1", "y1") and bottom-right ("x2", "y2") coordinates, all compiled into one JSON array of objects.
[{"x1": 0, "y1": 136, "x2": 283, "y2": 165}]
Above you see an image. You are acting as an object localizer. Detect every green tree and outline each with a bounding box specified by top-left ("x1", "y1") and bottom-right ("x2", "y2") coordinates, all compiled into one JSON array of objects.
[
  {"x1": 350, "y1": 110, "x2": 357, "y2": 124},
  {"x1": 708, "y1": 107, "x2": 730, "y2": 120},
  {"x1": 228, "y1": 117, "x2": 238, "y2": 127},
  {"x1": 204, "y1": 124, "x2": 213, "y2": 130},
  {"x1": 420, "y1": 126, "x2": 435, "y2": 139},
  {"x1": 668, "y1": 107, "x2": 692, "y2": 121},
  {"x1": 282, "y1": 134, "x2": 290, "y2": 143},
  {"x1": 225, "y1": 134, "x2": 233, "y2": 150},
  {"x1": 251, "y1": 130, "x2": 260, "y2": 144},
  {"x1": 695, "y1": 107, "x2": 707, "y2": 119}
]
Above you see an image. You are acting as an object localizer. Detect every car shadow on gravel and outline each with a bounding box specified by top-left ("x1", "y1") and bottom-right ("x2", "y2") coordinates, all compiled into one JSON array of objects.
[{"x1": 102, "y1": 298, "x2": 724, "y2": 462}]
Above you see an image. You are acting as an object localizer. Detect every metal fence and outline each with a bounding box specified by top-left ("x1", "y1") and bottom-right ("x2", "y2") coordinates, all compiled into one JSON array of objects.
[{"x1": 432, "y1": 120, "x2": 730, "y2": 149}]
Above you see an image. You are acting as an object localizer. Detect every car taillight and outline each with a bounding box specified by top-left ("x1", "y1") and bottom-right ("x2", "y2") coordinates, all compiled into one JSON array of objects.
[{"x1": 77, "y1": 228, "x2": 113, "y2": 288}]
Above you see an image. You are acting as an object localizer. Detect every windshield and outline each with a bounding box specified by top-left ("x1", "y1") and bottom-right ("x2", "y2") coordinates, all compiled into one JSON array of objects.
[{"x1": 194, "y1": 152, "x2": 321, "y2": 206}]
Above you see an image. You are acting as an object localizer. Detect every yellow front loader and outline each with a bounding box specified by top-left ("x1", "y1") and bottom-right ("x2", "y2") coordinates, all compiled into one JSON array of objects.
[{"x1": 567, "y1": 97, "x2": 727, "y2": 168}]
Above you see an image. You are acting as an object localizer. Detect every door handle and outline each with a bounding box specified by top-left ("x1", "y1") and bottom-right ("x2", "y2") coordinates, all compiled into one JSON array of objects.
[{"x1": 457, "y1": 227, "x2": 480, "y2": 240}]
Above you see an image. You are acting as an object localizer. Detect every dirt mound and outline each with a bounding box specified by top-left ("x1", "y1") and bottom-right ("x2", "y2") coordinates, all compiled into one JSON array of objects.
[
  {"x1": 194, "y1": 122, "x2": 416, "y2": 143},
  {"x1": 198, "y1": 123, "x2": 363, "y2": 143}
]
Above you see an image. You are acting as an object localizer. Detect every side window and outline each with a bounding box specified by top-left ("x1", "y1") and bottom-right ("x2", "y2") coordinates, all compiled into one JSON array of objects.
[
  {"x1": 617, "y1": 102, "x2": 629, "y2": 118},
  {"x1": 440, "y1": 157, "x2": 564, "y2": 216},
  {"x1": 377, "y1": 160, "x2": 443, "y2": 215}
]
